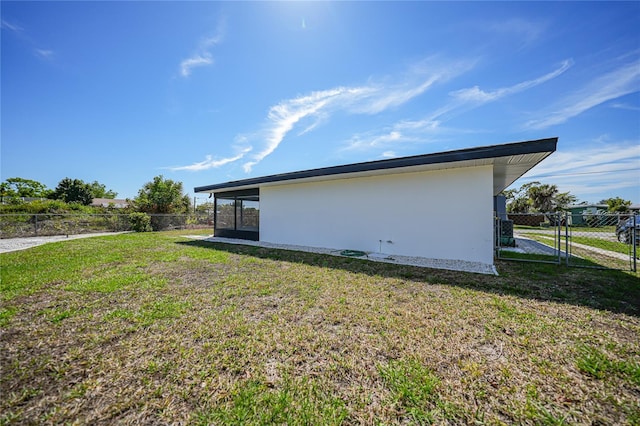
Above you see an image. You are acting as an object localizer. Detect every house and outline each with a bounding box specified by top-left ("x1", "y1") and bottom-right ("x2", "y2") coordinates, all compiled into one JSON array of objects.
[
  {"x1": 90, "y1": 198, "x2": 130, "y2": 209},
  {"x1": 566, "y1": 204, "x2": 608, "y2": 226},
  {"x1": 195, "y1": 137, "x2": 557, "y2": 272}
]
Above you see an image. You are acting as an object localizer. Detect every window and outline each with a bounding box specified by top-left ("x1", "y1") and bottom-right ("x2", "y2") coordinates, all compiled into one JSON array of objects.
[
  {"x1": 215, "y1": 199, "x2": 235, "y2": 230},
  {"x1": 237, "y1": 199, "x2": 259, "y2": 231},
  {"x1": 214, "y1": 189, "x2": 259, "y2": 240}
]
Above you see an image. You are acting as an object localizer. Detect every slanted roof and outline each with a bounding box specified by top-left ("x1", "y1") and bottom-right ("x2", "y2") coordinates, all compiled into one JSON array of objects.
[
  {"x1": 90, "y1": 198, "x2": 130, "y2": 208},
  {"x1": 566, "y1": 204, "x2": 608, "y2": 210},
  {"x1": 195, "y1": 137, "x2": 558, "y2": 196}
]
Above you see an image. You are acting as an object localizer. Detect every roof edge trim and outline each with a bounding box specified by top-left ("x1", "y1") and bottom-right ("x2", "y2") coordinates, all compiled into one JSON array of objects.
[{"x1": 194, "y1": 137, "x2": 558, "y2": 193}]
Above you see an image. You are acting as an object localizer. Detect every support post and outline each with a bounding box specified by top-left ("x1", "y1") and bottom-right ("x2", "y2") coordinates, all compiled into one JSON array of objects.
[
  {"x1": 557, "y1": 212, "x2": 561, "y2": 265},
  {"x1": 213, "y1": 196, "x2": 217, "y2": 236},
  {"x1": 634, "y1": 215, "x2": 637, "y2": 272},
  {"x1": 565, "y1": 212, "x2": 570, "y2": 266}
]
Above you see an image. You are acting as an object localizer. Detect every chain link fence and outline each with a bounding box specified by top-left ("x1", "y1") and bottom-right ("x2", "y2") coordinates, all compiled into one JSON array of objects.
[
  {"x1": 496, "y1": 212, "x2": 637, "y2": 271},
  {"x1": 0, "y1": 213, "x2": 213, "y2": 239},
  {"x1": 496, "y1": 213, "x2": 564, "y2": 264},
  {"x1": 566, "y1": 213, "x2": 637, "y2": 270},
  {"x1": 4, "y1": 211, "x2": 636, "y2": 271}
]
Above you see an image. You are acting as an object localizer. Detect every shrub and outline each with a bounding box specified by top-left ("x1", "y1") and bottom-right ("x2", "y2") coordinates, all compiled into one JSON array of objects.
[
  {"x1": 66, "y1": 202, "x2": 95, "y2": 213},
  {"x1": 150, "y1": 215, "x2": 172, "y2": 231},
  {"x1": 7, "y1": 196, "x2": 25, "y2": 205},
  {"x1": 0, "y1": 199, "x2": 98, "y2": 214},
  {"x1": 129, "y1": 212, "x2": 152, "y2": 232},
  {"x1": 26, "y1": 200, "x2": 68, "y2": 214}
]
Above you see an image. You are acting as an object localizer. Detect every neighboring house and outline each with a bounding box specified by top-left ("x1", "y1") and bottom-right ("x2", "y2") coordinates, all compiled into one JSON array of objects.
[
  {"x1": 566, "y1": 204, "x2": 608, "y2": 226},
  {"x1": 0, "y1": 197, "x2": 48, "y2": 204},
  {"x1": 91, "y1": 198, "x2": 130, "y2": 208},
  {"x1": 567, "y1": 204, "x2": 640, "y2": 227},
  {"x1": 195, "y1": 138, "x2": 557, "y2": 272}
]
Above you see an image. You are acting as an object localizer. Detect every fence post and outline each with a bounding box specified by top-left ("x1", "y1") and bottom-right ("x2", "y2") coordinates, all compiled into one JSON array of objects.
[
  {"x1": 494, "y1": 216, "x2": 499, "y2": 258},
  {"x1": 565, "y1": 212, "x2": 569, "y2": 266},
  {"x1": 634, "y1": 215, "x2": 637, "y2": 272},
  {"x1": 35, "y1": 214, "x2": 39, "y2": 236},
  {"x1": 556, "y1": 212, "x2": 561, "y2": 265}
]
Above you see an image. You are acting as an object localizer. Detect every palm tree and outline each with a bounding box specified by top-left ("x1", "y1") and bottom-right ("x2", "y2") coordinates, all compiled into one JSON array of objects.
[{"x1": 527, "y1": 184, "x2": 558, "y2": 213}]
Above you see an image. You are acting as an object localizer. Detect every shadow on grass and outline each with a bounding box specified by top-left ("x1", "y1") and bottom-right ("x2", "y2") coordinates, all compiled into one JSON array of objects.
[{"x1": 177, "y1": 240, "x2": 640, "y2": 317}]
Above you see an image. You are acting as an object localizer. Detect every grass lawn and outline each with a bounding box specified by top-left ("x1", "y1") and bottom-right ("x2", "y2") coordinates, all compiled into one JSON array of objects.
[
  {"x1": 519, "y1": 234, "x2": 634, "y2": 270},
  {"x1": 522, "y1": 233, "x2": 631, "y2": 256},
  {"x1": 569, "y1": 236, "x2": 634, "y2": 256},
  {"x1": 1, "y1": 231, "x2": 639, "y2": 424},
  {"x1": 515, "y1": 225, "x2": 617, "y2": 234}
]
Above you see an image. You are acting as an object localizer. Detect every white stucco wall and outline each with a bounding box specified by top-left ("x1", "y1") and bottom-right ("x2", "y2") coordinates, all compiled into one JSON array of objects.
[{"x1": 259, "y1": 165, "x2": 494, "y2": 265}]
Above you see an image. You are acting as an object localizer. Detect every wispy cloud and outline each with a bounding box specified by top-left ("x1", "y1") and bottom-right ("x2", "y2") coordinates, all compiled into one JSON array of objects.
[
  {"x1": 1, "y1": 19, "x2": 22, "y2": 32},
  {"x1": 180, "y1": 19, "x2": 225, "y2": 77},
  {"x1": 172, "y1": 57, "x2": 471, "y2": 173},
  {"x1": 444, "y1": 59, "x2": 572, "y2": 116},
  {"x1": 34, "y1": 49, "x2": 54, "y2": 60},
  {"x1": 525, "y1": 143, "x2": 640, "y2": 178},
  {"x1": 176, "y1": 54, "x2": 568, "y2": 173},
  {"x1": 180, "y1": 55, "x2": 213, "y2": 77},
  {"x1": 2, "y1": 19, "x2": 56, "y2": 61},
  {"x1": 343, "y1": 60, "x2": 571, "y2": 152},
  {"x1": 168, "y1": 147, "x2": 251, "y2": 172},
  {"x1": 240, "y1": 59, "x2": 471, "y2": 172},
  {"x1": 525, "y1": 58, "x2": 640, "y2": 129},
  {"x1": 517, "y1": 140, "x2": 640, "y2": 201},
  {"x1": 243, "y1": 86, "x2": 373, "y2": 172},
  {"x1": 451, "y1": 59, "x2": 572, "y2": 104},
  {"x1": 343, "y1": 130, "x2": 421, "y2": 152},
  {"x1": 349, "y1": 74, "x2": 443, "y2": 115},
  {"x1": 610, "y1": 102, "x2": 640, "y2": 112}
]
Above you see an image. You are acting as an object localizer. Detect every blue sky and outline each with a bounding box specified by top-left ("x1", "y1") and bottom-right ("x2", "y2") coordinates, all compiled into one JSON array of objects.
[{"x1": 2, "y1": 1, "x2": 639, "y2": 204}]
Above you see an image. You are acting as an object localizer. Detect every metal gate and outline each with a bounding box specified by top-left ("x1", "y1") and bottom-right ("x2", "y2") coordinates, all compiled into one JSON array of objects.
[{"x1": 496, "y1": 212, "x2": 637, "y2": 272}]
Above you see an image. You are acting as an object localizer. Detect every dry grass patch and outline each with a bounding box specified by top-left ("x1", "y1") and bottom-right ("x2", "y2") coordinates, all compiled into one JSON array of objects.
[{"x1": 1, "y1": 231, "x2": 639, "y2": 424}]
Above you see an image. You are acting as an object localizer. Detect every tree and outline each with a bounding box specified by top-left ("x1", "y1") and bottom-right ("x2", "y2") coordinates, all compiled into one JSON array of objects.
[
  {"x1": 527, "y1": 183, "x2": 558, "y2": 212},
  {"x1": 554, "y1": 191, "x2": 577, "y2": 211},
  {"x1": 134, "y1": 175, "x2": 190, "y2": 214},
  {"x1": 508, "y1": 197, "x2": 531, "y2": 213},
  {"x1": 51, "y1": 178, "x2": 93, "y2": 205},
  {"x1": 0, "y1": 177, "x2": 51, "y2": 199},
  {"x1": 503, "y1": 182, "x2": 577, "y2": 213},
  {"x1": 503, "y1": 182, "x2": 541, "y2": 213},
  {"x1": 195, "y1": 201, "x2": 215, "y2": 215},
  {"x1": 600, "y1": 197, "x2": 631, "y2": 213},
  {"x1": 88, "y1": 181, "x2": 117, "y2": 199}
]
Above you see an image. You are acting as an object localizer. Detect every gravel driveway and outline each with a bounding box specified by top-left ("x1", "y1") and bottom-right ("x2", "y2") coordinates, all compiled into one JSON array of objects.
[{"x1": 0, "y1": 232, "x2": 128, "y2": 254}]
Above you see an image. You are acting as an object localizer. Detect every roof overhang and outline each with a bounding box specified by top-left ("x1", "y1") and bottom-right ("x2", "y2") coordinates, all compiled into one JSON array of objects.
[{"x1": 195, "y1": 137, "x2": 557, "y2": 196}]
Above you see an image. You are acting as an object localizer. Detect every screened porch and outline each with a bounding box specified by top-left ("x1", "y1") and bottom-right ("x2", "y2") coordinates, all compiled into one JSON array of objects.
[{"x1": 214, "y1": 188, "x2": 259, "y2": 241}]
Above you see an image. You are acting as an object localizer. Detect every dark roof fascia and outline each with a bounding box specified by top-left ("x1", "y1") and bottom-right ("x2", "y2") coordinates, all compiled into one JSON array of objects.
[
  {"x1": 214, "y1": 188, "x2": 259, "y2": 199},
  {"x1": 194, "y1": 137, "x2": 558, "y2": 193}
]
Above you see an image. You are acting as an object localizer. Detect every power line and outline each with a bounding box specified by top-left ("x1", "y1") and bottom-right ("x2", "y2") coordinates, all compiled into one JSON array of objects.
[{"x1": 522, "y1": 167, "x2": 639, "y2": 179}]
